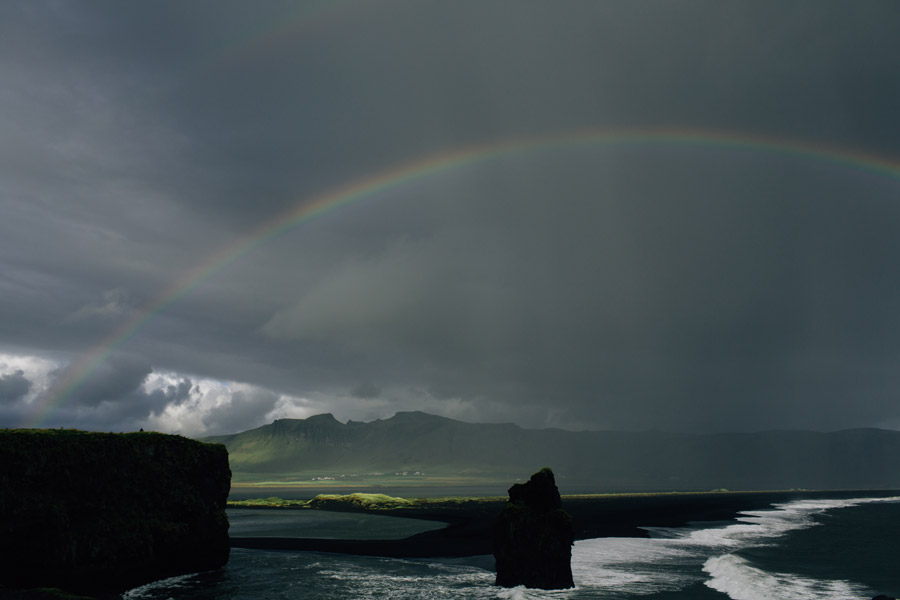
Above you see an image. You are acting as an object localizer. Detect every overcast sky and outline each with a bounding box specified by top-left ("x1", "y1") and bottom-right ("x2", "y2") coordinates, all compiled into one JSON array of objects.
[{"x1": 2, "y1": 1, "x2": 900, "y2": 436}]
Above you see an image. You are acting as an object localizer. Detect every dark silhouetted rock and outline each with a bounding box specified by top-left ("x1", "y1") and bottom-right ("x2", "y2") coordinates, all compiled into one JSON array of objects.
[
  {"x1": 0, "y1": 429, "x2": 230, "y2": 595},
  {"x1": 493, "y1": 467, "x2": 574, "y2": 589}
]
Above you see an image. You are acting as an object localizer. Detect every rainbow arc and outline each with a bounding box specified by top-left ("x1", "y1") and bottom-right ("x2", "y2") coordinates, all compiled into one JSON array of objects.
[{"x1": 29, "y1": 128, "x2": 900, "y2": 425}]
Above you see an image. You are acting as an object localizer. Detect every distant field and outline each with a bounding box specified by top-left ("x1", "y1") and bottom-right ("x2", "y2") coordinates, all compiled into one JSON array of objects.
[
  {"x1": 228, "y1": 471, "x2": 523, "y2": 499},
  {"x1": 229, "y1": 482, "x2": 510, "y2": 501},
  {"x1": 227, "y1": 468, "x2": 721, "y2": 494},
  {"x1": 227, "y1": 473, "x2": 754, "y2": 499},
  {"x1": 231, "y1": 475, "x2": 494, "y2": 487},
  {"x1": 229, "y1": 492, "x2": 507, "y2": 510},
  {"x1": 226, "y1": 488, "x2": 821, "y2": 511},
  {"x1": 230, "y1": 471, "x2": 520, "y2": 487}
]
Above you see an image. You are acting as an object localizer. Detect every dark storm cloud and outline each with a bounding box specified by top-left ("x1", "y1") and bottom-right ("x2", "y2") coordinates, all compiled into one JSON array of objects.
[
  {"x1": 58, "y1": 355, "x2": 153, "y2": 408},
  {"x1": 33, "y1": 361, "x2": 191, "y2": 432},
  {"x1": 200, "y1": 387, "x2": 281, "y2": 436},
  {"x1": 258, "y1": 149, "x2": 900, "y2": 431},
  {"x1": 0, "y1": 370, "x2": 31, "y2": 403},
  {"x1": 156, "y1": 0, "x2": 900, "y2": 227},
  {"x1": 1, "y1": 1, "x2": 900, "y2": 433},
  {"x1": 351, "y1": 383, "x2": 382, "y2": 400},
  {"x1": 145, "y1": 377, "x2": 193, "y2": 408}
]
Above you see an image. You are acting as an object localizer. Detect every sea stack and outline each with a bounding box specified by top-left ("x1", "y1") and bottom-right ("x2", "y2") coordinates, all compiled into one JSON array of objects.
[
  {"x1": 0, "y1": 429, "x2": 231, "y2": 595},
  {"x1": 493, "y1": 467, "x2": 574, "y2": 589}
]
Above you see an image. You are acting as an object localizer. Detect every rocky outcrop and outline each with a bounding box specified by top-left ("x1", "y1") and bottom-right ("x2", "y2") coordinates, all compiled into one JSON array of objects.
[
  {"x1": 0, "y1": 429, "x2": 230, "y2": 595},
  {"x1": 493, "y1": 467, "x2": 574, "y2": 589}
]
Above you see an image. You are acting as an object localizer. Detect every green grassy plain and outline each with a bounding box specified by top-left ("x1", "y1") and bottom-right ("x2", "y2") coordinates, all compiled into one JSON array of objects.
[
  {"x1": 226, "y1": 489, "x2": 810, "y2": 512},
  {"x1": 228, "y1": 492, "x2": 506, "y2": 511},
  {"x1": 229, "y1": 469, "x2": 515, "y2": 486}
]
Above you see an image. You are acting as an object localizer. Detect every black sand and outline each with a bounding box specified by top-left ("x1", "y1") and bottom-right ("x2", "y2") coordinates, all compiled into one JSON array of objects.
[{"x1": 230, "y1": 489, "x2": 899, "y2": 558}]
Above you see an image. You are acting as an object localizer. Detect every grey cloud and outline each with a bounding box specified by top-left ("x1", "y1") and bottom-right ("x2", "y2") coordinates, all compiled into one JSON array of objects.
[
  {"x1": 0, "y1": 370, "x2": 31, "y2": 403},
  {"x1": 146, "y1": 378, "x2": 194, "y2": 407},
  {"x1": 156, "y1": 1, "x2": 900, "y2": 228},
  {"x1": 0, "y1": 363, "x2": 183, "y2": 432},
  {"x1": 60, "y1": 355, "x2": 153, "y2": 408},
  {"x1": 1, "y1": 2, "x2": 900, "y2": 434},
  {"x1": 66, "y1": 289, "x2": 134, "y2": 324},
  {"x1": 201, "y1": 388, "x2": 280, "y2": 436},
  {"x1": 262, "y1": 150, "x2": 900, "y2": 431},
  {"x1": 351, "y1": 383, "x2": 382, "y2": 400}
]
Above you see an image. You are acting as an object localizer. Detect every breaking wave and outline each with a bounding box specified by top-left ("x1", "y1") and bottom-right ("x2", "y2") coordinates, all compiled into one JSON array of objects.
[{"x1": 703, "y1": 554, "x2": 866, "y2": 600}]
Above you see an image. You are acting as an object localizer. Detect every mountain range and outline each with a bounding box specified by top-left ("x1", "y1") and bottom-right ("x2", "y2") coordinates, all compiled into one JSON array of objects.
[{"x1": 203, "y1": 411, "x2": 900, "y2": 492}]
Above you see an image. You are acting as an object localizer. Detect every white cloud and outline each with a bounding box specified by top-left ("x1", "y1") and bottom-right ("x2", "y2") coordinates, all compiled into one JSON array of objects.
[
  {"x1": 141, "y1": 373, "x2": 286, "y2": 437},
  {"x1": 0, "y1": 350, "x2": 597, "y2": 435},
  {"x1": 0, "y1": 352, "x2": 60, "y2": 406}
]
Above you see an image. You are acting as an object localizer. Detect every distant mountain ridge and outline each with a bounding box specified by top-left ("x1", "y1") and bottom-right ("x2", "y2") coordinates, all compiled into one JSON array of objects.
[{"x1": 203, "y1": 411, "x2": 900, "y2": 491}]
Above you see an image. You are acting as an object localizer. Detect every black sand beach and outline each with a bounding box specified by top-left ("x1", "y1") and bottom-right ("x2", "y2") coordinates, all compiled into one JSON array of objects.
[{"x1": 230, "y1": 489, "x2": 900, "y2": 558}]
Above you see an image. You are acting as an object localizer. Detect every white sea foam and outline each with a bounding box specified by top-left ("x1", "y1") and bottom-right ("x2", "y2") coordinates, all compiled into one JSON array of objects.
[
  {"x1": 640, "y1": 496, "x2": 900, "y2": 550},
  {"x1": 703, "y1": 554, "x2": 869, "y2": 600},
  {"x1": 121, "y1": 572, "x2": 198, "y2": 599},
  {"x1": 684, "y1": 496, "x2": 900, "y2": 549},
  {"x1": 315, "y1": 555, "x2": 496, "y2": 599},
  {"x1": 566, "y1": 495, "x2": 900, "y2": 599},
  {"x1": 491, "y1": 537, "x2": 698, "y2": 599},
  {"x1": 570, "y1": 536, "x2": 698, "y2": 595},
  {"x1": 496, "y1": 585, "x2": 556, "y2": 600}
]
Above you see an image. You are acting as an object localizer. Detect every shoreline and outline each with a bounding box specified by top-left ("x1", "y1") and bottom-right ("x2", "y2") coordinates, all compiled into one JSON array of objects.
[{"x1": 230, "y1": 488, "x2": 900, "y2": 558}]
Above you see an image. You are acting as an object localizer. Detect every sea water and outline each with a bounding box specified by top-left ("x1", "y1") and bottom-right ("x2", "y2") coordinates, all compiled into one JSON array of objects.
[{"x1": 124, "y1": 496, "x2": 900, "y2": 600}]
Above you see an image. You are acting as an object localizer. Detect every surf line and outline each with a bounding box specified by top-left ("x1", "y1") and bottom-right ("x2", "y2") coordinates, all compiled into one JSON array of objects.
[{"x1": 28, "y1": 128, "x2": 900, "y2": 426}]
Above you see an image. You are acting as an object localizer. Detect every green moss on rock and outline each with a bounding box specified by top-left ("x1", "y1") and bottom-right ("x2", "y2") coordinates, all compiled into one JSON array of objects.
[{"x1": 0, "y1": 429, "x2": 230, "y2": 594}]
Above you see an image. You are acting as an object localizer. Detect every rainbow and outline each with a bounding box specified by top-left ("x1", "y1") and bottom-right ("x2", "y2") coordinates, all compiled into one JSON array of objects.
[{"x1": 28, "y1": 128, "x2": 900, "y2": 426}]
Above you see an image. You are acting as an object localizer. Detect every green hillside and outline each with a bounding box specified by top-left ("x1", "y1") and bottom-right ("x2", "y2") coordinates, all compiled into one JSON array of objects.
[
  {"x1": 203, "y1": 411, "x2": 900, "y2": 492},
  {"x1": 205, "y1": 412, "x2": 528, "y2": 484}
]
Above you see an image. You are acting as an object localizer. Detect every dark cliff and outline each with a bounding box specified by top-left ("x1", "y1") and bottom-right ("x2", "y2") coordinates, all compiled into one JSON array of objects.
[
  {"x1": 494, "y1": 467, "x2": 574, "y2": 589},
  {"x1": 0, "y1": 429, "x2": 230, "y2": 595}
]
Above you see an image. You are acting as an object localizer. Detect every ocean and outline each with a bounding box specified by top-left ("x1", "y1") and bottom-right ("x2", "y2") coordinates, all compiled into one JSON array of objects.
[{"x1": 123, "y1": 495, "x2": 899, "y2": 600}]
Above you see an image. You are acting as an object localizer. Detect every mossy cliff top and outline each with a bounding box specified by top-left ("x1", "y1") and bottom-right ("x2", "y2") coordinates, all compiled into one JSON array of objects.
[{"x1": 0, "y1": 429, "x2": 231, "y2": 595}]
